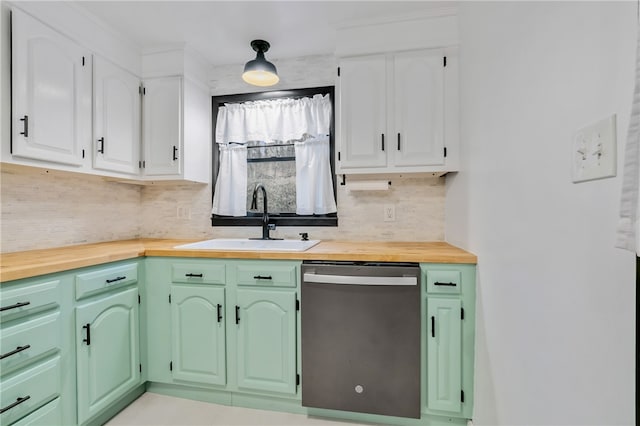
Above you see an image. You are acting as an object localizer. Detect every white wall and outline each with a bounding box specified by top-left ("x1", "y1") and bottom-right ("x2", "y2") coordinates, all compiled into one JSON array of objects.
[{"x1": 447, "y1": 2, "x2": 637, "y2": 424}]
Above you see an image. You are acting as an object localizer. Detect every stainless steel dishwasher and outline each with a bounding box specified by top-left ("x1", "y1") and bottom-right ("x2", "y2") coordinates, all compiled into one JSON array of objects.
[{"x1": 301, "y1": 261, "x2": 421, "y2": 419}]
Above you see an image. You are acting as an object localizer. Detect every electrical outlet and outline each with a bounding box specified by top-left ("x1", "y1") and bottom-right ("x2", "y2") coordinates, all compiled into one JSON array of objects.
[
  {"x1": 176, "y1": 204, "x2": 191, "y2": 220},
  {"x1": 383, "y1": 204, "x2": 396, "y2": 222}
]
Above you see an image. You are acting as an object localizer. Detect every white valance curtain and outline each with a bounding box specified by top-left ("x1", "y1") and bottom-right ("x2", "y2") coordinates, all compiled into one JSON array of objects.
[
  {"x1": 212, "y1": 94, "x2": 336, "y2": 217},
  {"x1": 616, "y1": 25, "x2": 640, "y2": 255}
]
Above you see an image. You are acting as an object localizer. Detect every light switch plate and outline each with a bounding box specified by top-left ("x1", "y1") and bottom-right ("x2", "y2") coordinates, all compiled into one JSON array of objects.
[{"x1": 572, "y1": 115, "x2": 617, "y2": 183}]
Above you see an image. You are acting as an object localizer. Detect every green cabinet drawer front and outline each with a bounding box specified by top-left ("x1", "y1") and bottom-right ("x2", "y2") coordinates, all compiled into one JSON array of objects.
[
  {"x1": 75, "y1": 262, "x2": 138, "y2": 300},
  {"x1": 426, "y1": 270, "x2": 461, "y2": 294},
  {"x1": 171, "y1": 285, "x2": 226, "y2": 386},
  {"x1": 427, "y1": 297, "x2": 462, "y2": 414},
  {"x1": 76, "y1": 288, "x2": 140, "y2": 424},
  {"x1": 0, "y1": 356, "x2": 60, "y2": 426},
  {"x1": 1, "y1": 312, "x2": 60, "y2": 375},
  {"x1": 236, "y1": 289, "x2": 297, "y2": 395},
  {"x1": 12, "y1": 397, "x2": 61, "y2": 426},
  {"x1": 171, "y1": 263, "x2": 226, "y2": 284},
  {"x1": 0, "y1": 279, "x2": 60, "y2": 323},
  {"x1": 236, "y1": 263, "x2": 298, "y2": 288}
]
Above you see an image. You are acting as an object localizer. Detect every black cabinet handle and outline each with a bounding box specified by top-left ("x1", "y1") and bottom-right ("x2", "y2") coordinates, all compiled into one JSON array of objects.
[
  {"x1": 185, "y1": 273, "x2": 203, "y2": 278},
  {"x1": 253, "y1": 275, "x2": 272, "y2": 280},
  {"x1": 0, "y1": 301, "x2": 30, "y2": 312},
  {"x1": 397, "y1": 133, "x2": 401, "y2": 150},
  {"x1": 0, "y1": 396, "x2": 30, "y2": 414},
  {"x1": 217, "y1": 304, "x2": 223, "y2": 323},
  {"x1": 431, "y1": 316, "x2": 435, "y2": 338},
  {"x1": 19, "y1": 115, "x2": 28, "y2": 137},
  {"x1": 173, "y1": 146, "x2": 178, "y2": 161},
  {"x1": 381, "y1": 134, "x2": 385, "y2": 151},
  {"x1": 97, "y1": 137, "x2": 105, "y2": 154},
  {"x1": 0, "y1": 345, "x2": 31, "y2": 360},
  {"x1": 434, "y1": 282, "x2": 457, "y2": 287},
  {"x1": 235, "y1": 306, "x2": 240, "y2": 324},
  {"x1": 106, "y1": 276, "x2": 126, "y2": 284},
  {"x1": 83, "y1": 324, "x2": 91, "y2": 345}
]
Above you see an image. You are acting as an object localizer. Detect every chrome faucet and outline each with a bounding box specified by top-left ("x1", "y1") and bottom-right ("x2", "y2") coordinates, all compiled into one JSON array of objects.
[{"x1": 250, "y1": 183, "x2": 282, "y2": 240}]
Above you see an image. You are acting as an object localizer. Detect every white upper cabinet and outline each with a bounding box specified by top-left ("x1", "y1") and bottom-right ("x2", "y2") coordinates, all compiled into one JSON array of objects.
[
  {"x1": 11, "y1": 9, "x2": 91, "y2": 167},
  {"x1": 93, "y1": 56, "x2": 141, "y2": 175},
  {"x1": 142, "y1": 76, "x2": 182, "y2": 177},
  {"x1": 337, "y1": 48, "x2": 457, "y2": 175}
]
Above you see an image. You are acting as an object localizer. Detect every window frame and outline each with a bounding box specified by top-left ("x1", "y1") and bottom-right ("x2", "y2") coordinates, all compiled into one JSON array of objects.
[{"x1": 210, "y1": 86, "x2": 338, "y2": 227}]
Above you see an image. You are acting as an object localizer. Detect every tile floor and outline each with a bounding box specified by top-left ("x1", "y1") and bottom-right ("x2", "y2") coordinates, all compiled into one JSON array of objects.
[{"x1": 106, "y1": 393, "x2": 372, "y2": 426}]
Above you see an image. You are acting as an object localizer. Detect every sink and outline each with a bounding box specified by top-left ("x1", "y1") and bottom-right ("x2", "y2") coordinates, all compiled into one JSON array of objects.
[{"x1": 174, "y1": 238, "x2": 321, "y2": 252}]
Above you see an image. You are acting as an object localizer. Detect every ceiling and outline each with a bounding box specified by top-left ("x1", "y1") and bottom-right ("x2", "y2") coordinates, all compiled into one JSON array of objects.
[{"x1": 73, "y1": 1, "x2": 452, "y2": 66}]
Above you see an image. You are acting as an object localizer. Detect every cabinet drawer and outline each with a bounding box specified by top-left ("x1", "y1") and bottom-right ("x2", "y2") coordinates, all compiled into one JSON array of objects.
[
  {"x1": 1, "y1": 312, "x2": 60, "y2": 374},
  {"x1": 0, "y1": 279, "x2": 61, "y2": 323},
  {"x1": 12, "y1": 397, "x2": 61, "y2": 426},
  {"x1": 0, "y1": 356, "x2": 60, "y2": 425},
  {"x1": 426, "y1": 270, "x2": 461, "y2": 294},
  {"x1": 75, "y1": 262, "x2": 138, "y2": 300},
  {"x1": 235, "y1": 263, "x2": 298, "y2": 288},
  {"x1": 172, "y1": 263, "x2": 226, "y2": 284}
]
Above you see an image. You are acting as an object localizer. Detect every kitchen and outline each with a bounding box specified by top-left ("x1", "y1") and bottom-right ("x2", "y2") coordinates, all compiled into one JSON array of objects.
[{"x1": 0, "y1": 1, "x2": 637, "y2": 426}]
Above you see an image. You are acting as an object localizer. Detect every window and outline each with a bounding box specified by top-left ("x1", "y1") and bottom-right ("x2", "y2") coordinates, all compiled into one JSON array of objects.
[{"x1": 210, "y1": 87, "x2": 338, "y2": 227}]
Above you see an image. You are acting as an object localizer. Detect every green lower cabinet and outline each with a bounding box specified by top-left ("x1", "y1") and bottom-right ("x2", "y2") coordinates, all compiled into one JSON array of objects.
[
  {"x1": 235, "y1": 288, "x2": 297, "y2": 396},
  {"x1": 75, "y1": 288, "x2": 140, "y2": 424},
  {"x1": 427, "y1": 297, "x2": 462, "y2": 414},
  {"x1": 171, "y1": 285, "x2": 226, "y2": 386}
]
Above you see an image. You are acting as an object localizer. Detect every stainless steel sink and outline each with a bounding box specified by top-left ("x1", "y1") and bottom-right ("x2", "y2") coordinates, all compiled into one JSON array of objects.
[{"x1": 174, "y1": 238, "x2": 321, "y2": 252}]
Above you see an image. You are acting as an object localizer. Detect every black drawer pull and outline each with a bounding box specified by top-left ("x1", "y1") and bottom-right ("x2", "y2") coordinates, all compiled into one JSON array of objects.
[
  {"x1": 173, "y1": 146, "x2": 178, "y2": 161},
  {"x1": 185, "y1": 273, "x2": 203, "y2": 278},
  {"x1": 19, "y1": 115, "x2": 28, "y2": 137},
  {"x1": 217, "y1": 304, "x2": 223, "y2": 323},
  {"x1": 235, "y1": 306, "x2": 240, "y2": 324},
  {"x1": 0, "y1": 345, "x2": 31, "y2": 360},
  {"x1": 434, "y1": 281, "x2": 457, "y2": 287},
  {"x1": 83, "y1": 324, "x2": 91, "y2": 345},
  {"x1": 431, "y1": 316, "x2": 435, "y2": 338},
  {"x1": 397, "y1": 133, "x2": 401, "y2": 150},
  {"x1": 106, "y1": 276, "x2": 126, "y2": 284},
  {"x1": 97, "y1": 137, "x2": 105, "y2": 154},
  {"x1": 0, "y1": 395, "x2": 30, "y2": 414},
  {"x1": 0, "y1": 301, "x2": 30, "y2": 312},
  {"x1": 253, "y1": 275, "x2": 272, "y2": 280},
  {"x1": 381, "y1": 134, "x2": 385, "y2": 151}
]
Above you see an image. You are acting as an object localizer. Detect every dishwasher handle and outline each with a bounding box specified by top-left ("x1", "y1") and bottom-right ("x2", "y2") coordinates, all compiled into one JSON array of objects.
[{"x1": 303, "y1": 273, "x2": 417, "y2": 286}]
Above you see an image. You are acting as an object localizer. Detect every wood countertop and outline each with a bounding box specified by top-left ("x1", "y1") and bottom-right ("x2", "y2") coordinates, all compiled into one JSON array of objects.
[{"x1": 1, "y1": 239, "x2": 477, "y2": 282}]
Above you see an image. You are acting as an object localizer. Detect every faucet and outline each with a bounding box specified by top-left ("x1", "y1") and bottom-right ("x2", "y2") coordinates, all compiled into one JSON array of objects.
[{"x1": 250, "y1": 183, "x2": 282, "y2": 240}]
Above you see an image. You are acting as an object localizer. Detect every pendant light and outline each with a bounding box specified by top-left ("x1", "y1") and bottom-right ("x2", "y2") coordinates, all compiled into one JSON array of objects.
[{"x1": 242, "y1": 40, "x2": 279, "y2": 87}]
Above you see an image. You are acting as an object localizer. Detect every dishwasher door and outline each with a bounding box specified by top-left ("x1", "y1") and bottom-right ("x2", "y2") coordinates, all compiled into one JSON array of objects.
[{"x1": 301, "y1": 262, "x2": 421, "y2": 419}]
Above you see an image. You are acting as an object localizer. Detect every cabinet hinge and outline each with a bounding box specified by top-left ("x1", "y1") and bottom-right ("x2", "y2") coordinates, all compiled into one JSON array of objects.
[
  {"x1": 337, "y1": 67, "x2": 340, "y2": 77},
  {"x1": 82, "y1": 149, "x2": 85, "y2": 159},
  {"x1": 169, "y1": 361, "x2": 173, "y2": 371},
  {"x1": 296, "y1": 300, "x2": 300, "y2": 311},
  {"x1": 443, "y1": 56, "x2": 447, "y2": 67},
  {"x1": 296, "y1": 374, "x2": 300, "y2": 386},
  {"x1": 169, "y1": 294, "x2": 171, "y2": 304},
  {"x1": 444, "y1": 147, "x2": 447, "y2": 158},
  {"x1": 461, "y1": 390, "x2": 465, "y2": 403},
  {"x1": 461, "y1": 307, "x2": 464, "y2": 320}
]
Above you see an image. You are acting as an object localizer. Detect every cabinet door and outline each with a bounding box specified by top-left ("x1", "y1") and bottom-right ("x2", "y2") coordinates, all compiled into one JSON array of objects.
[
  {"x1": 76, "y1": 288, "x2": 140, "y2": 424},
  {"x1": 142, "y1": 77, "x2": 182, "y2": 177},
  {"x1": 11, "y1": 9, "x2": 90, "y2": 166},
  {"x1": 338, "y1": 55, "x2": 387, "y2": 170},
  {"x1": 235, "y1": 289, "x2": 297, "y2": 395},
  {"x1": 393, "y1": 50, "x2": 444, "y2": 167},
  {"x1": 93, "y1": 56, "x2": 141, "y2": 174},
  {"x1": 171, "y1": 285, "x2": 226, "y2": 386},
  {"x1": 427, "y1": 297, "x2": 462, "y2": 414}
]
